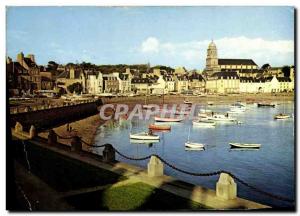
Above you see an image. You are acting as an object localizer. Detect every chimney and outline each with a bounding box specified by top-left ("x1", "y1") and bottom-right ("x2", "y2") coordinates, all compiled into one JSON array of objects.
[
  {"x1": 70, "y1": 67, "x2": 75, "y2": 79},
  {"x1": 27, "y1": 54, "x2": 35, "y2": 63},
  {"x1": 17, "y1": 52, "x2": 24, "y2": 65},
  {"x1": 6, "y1": 57, "x2": 12, "y2": 64}
]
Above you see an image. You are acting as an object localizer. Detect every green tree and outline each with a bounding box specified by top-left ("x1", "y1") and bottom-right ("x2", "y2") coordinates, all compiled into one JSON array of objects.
[
  {"x1": 282, "y1": 66, "x2": 291, "y2": 77},
  {"x1": 67, "y1": 82, "x2": 83, "y2": 94}
]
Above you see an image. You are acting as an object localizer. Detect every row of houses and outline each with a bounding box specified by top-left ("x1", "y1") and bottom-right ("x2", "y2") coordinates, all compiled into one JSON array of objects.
[{"x1": 7, "y1": 52, "x2": 294, "y2": 96}]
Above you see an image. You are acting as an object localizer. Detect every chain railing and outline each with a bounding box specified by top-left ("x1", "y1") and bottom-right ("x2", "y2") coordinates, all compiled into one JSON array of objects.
[{"x1": 51, "y1": 131, "x2": 295, "y2": 204}]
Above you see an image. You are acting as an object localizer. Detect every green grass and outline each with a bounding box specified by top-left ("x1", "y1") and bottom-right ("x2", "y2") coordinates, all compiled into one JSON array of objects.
[{"x1": 65, "y1": 182, "x2": 209, "y2": 211}]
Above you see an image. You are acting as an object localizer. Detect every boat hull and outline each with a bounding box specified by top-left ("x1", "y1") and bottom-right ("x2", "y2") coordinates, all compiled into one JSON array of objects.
[
  {"x1": 130, "y1": 132, "x2": 160, "y2": 140},
  {"x1": 229, "y1": 142, "x2": 261, "y2": 148},
  {"x1": 185, "y1": 142, "x2": 205, "y2": 148},
  {"x1": 148, "y1": 124, "x2": 171, "y2": 130},
  {"x1": 154, "y1": 117, "x2": 183, "y2": 122}
]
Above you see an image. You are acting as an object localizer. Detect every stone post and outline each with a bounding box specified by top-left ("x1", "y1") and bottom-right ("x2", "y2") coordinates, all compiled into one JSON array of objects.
[
  {"x1": 15, "y1": 122, "x2": 23, "y2": 133},
  {"x1": 102, "y1": 144, "x2": 115, "y2": 162},
  {"x1": 216, "y1": 173, "x2": 237, "y2": 200},
  {"x1": 147, "y1": 155, "x2": 164, "y2": 177},
  {"x1": 48, "y1": 130, "x2": 57, "y2": 145},
  {"x1": 29, "y1": 125, "x2": 37, "y2": 138},
  {"x1": 71, "y1": 136, "x2": 82, "y2": 152}
]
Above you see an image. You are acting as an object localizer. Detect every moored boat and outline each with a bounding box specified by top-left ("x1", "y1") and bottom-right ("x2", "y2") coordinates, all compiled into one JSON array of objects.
[
  {"x1": 130, "y1": 132, "x2": 160, "y2": 140},
  {"x1": 154, "y1": 116, "x2": 184, "y2": 122},
  {"x1": 207, "y1": 114, "x2": 236, "y2": 122},
  {"x1": 185, "y1": 141, "x2": 205, "y2": 149},
  {"x1": 183, "y1": 100, "x2": 193, "y2": 105},
  {"x1": 148, "y1": 124, "x2": 171, "y2": 130},
  {"x1": 192, "y1": 119, "x2": 216, "y2": 127},
  {"x1": 130, "y1": 139, "x2": 159, "y2": 144},
  {"x1": 274, "y1": 113, "x2": 290, "y2": 120},
  {"x1": 257, "y1": 103, "x2": 275, "y2": 108},
  {"x1": 229, "y1": 142, "x2": 261, "y2": 148}
]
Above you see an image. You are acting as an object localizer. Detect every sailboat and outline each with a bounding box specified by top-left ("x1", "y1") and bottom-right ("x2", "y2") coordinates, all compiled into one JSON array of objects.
[
  {"x1": 185, "y1": 127, "x2": 205, "y2": 149},
  {"x1": 274, "y1": 94, "x2": 290, "y2": 120}
]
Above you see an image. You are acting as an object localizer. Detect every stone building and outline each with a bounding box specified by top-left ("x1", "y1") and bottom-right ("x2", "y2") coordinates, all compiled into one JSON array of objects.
[
  {"x1": 188, "y1": 73, "x2": 206, "y2": 92},
  {"x1": 204, "y1": 41, "x2": 220, "y2": 76},
  {"x1": 206, "y1": 71, "x2": 240, "y2": 93},
  {"x1": 102, "y1": 72, "x2": 120, "y2": 93},
  {"x1": 131, "y1": 77, "x2": 154, "y2": 94},
  {"x1": 86, "y1": 71, "x2": 103, "y2": 95},
  {"x1": 174, "y1": 75, "x2": 189, "y2": 93},
  {"x1": 56, "y1": 66, "x2": 86, "y2": 93}
]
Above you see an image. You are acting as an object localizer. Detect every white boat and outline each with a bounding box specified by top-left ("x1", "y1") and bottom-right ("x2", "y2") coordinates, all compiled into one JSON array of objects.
[
  {"x1": 199, "y1": 109, "x2": 212, "y2": 113},
  {"x1": 274, "y1": 113, "x2": 290, "y2": 120},
  {"x1": 185, "y1": 141, "x2": 205, "y2": 149},
  {"x1": 130, "y1": 139, "x2": 159, "y2": 144},
  {"x1": 227, "y1": 107, "x2": 245, "y2": 114},
  {"x1": 183, "y1": 100, "x2": 193, "y2": 105},
  {"x1": 154, "y1": 116, "x2": 184, "y2": 122},
  {"x1": 129, "y1": 132, "x2": 160, "y2": 140},
  {"x1": 229, "y1": 142, "x2": 261, "y2": 148},
  {"x1": 207, "y1": 114, "x2": 236, "y2": 122},
  {"x1": 192, "y1": 119, "x2": 216, "y2": 127}
]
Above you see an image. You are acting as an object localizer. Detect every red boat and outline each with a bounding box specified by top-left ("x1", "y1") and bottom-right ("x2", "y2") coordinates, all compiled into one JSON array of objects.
[{"x1": 148, "y1": 124, "x2": 171, "y2": 130}]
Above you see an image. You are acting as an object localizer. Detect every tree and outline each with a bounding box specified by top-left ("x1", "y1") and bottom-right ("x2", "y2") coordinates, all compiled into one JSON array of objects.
[
  {"x1": 47, "y1": 61, "x2": 59, "y2": 71},
  {"x1": 67, "y1": 82, "x2": 83, "y2": 94},
  {"x1": 261, "y1": 63, "x2": 270, "y2": 70},
  {"x1": 282, "y1": 66, "x2": 291, "y2": 77}
]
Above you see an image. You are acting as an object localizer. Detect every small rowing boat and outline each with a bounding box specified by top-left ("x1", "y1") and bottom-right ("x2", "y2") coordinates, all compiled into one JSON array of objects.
[
  {"x1": 183, "y1": 100, "x2": 192, "y2": 105},
  {"x1": 274, "y1": 113, "x2": 290, "y2": 120},
  {"x1": 130, "y1": 132, "x2": 160, "y2": 140},
  {"x1": 229, "y1": 142, "x2": 261, "y2": 148},
  {"x1": 148, "y1": 124, "x2": 171, "y2": 130},
  {"x1": 130, "y1": 139, "x2": 159, "y2": 144},
  {"x1": 154, "y1": 116, "x2": 184, "y2": 122},
  {"x1": 257, "y1": 103, "x2": 275, "y2": 108},
  {"x1": 185, "y1": 141, "x2": 205, "y2": 149}
]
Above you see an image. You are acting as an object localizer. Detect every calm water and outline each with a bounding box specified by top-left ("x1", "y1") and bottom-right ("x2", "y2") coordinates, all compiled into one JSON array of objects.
[{"x1": 93, "y1": 102, "x2": 295, "y2": 208}]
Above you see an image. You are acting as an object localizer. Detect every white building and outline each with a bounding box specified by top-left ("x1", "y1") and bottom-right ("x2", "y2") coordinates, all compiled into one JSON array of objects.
[
  {"x1": 164, "y1": 75, "x2": 175, "y2": 93},
  {"x1": 174, "y1": 75, "x2": 189, "y2": 93},
  {"x1": 152, "y1": 75, "x2": 166, "y2": 94},
  {"x1": 86, "y1": 71, "x2": 103, "y2": 94}
]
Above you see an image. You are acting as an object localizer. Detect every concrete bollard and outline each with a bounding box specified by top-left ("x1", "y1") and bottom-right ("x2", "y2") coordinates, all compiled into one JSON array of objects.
[
  {"x1": 15, "y1": 122, "x2": 23, "y2": 133},
  {"x1": 216, "y1": 173, "x2": 237, "y2": 200},
  {"x1": 29, "y1": 125, "x2": 37, "y2": 138},
  {"x1": 102, "y1": 144, "x2": 115, "y2": 162},
  {"x1": 71, "y1": 136, "x2": 82, "y2": 152},
  {"x1": 147, "y1": 155, "x2": 164, "y2": 177},
  {"x1": 48, "y1": 130, "x2": 57, "y2": 145}
]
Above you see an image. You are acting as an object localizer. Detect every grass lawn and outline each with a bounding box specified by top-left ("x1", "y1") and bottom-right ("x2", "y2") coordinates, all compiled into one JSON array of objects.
[{"x1": 65, "y1": 182, "x2": 210, "y2": 211}]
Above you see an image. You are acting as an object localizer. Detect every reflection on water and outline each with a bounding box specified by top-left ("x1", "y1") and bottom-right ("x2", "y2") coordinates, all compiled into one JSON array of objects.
[{"x1": 93, "y1": 102, "x2": 294, "y2": 208}]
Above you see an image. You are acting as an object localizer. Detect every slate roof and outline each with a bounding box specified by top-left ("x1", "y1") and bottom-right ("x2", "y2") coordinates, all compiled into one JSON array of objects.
[
  {"x1": 56, "y1": 70, "x2": 82, "y2": 79},
  {"x1": 218, "y1": 59, "x2": 257, "y2": 66},
  {"x1": 277, "y1": 77, "x2": 292, "y2": 82},
  {"x1": 188, "y1": 73, "x2": 205, "y2": 81},
  {"x1": 131, "y1": 78, "x2": 154, "y2": 84}
]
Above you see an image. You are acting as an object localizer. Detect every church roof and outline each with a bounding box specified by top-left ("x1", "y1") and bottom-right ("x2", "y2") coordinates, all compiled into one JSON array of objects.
[{"x1": 218, "y1": 59, "x2": 257, "y2": 66}]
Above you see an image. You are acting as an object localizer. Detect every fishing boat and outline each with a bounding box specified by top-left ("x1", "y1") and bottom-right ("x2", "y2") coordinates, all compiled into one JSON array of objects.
[
  {"x1": 227, "y1": 107, "x2": 245, "y2": 114},
  {"x1": 130, "y1": 132, "x2": 160, "y2": 140},
  {"x1": 274, "y1": 113, "x2": 290, "y2": 120},
  {"x1": 229, "y1": 142, "x2": 261, "y2": 148},
  {"x1": 257, "y1": 103, "x2": 275, "y2": 108},
  {"x1": 192, "y1": 119, "x2": 216, "y2": 127},
  {"x1": 148, "y1": 124, "x2": 171, "y2": 130},
  {"x1": 183, "y1": 100, "x2": 193, "y2": 105},
  {"x1": 207, "y1": 114, "x2": 236, "y2": 123},
  {"x1": 154, "y1": 116, "x2": 184, "y2": 122},
  {"x1": 185, "y1": 141, "x2": 205, "y2": 149}
]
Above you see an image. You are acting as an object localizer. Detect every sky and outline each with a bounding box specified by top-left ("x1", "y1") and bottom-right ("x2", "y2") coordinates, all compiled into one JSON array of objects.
[{"x1": 6, "y1": 6, "x2": 294, "y2": 70}]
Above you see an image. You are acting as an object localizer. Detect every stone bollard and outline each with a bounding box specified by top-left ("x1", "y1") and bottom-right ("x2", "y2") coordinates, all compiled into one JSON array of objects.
[
  {"x1": 102, "y1": 144, "x2": 115, "y2": 163},
  {"x1": 48, "y1": 130, "x2": 57, "y2": 145},
  {"x1": 15, "y1": 122, "x2": 23, "y2": 133},
  {"x1": 71, "y1": 136, "x2": 82, "y2": 152},
  {"x1": 216, "y1": 173, "x2": 237, "y2": 200},
  {"x1": 147, "y1": 155, "x2": 164, "y2": 177},
  {"x1": 29, "y1": 125, "x2": 37, "y2": 138}
]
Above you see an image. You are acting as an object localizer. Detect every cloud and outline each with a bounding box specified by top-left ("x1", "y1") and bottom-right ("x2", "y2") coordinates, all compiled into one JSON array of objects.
[
  {"x1": 141, "y1": 37, "x2": 160, "y2": 53},
  {"x1": 138, "y1": 36, "x2": 294, "y2": 68}
]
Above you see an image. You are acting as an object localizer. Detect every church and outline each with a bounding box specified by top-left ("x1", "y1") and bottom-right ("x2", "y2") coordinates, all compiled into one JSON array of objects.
[{"x1": 204, "y1": 41, "x2": 262, "y2": 78}]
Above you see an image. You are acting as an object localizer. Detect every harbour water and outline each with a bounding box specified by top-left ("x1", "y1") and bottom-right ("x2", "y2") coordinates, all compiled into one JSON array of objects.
[{"x1": 93, "y1": 102, "x2": 295, "y2": 208}]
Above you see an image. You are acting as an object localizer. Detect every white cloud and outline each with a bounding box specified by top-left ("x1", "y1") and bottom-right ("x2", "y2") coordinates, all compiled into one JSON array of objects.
[
  {"x1": 138, "y1": 36, "x2": 294, "y2": 68},
  {"x1": 141, "y1": 37, "x2": 160, "y2": 53}
]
